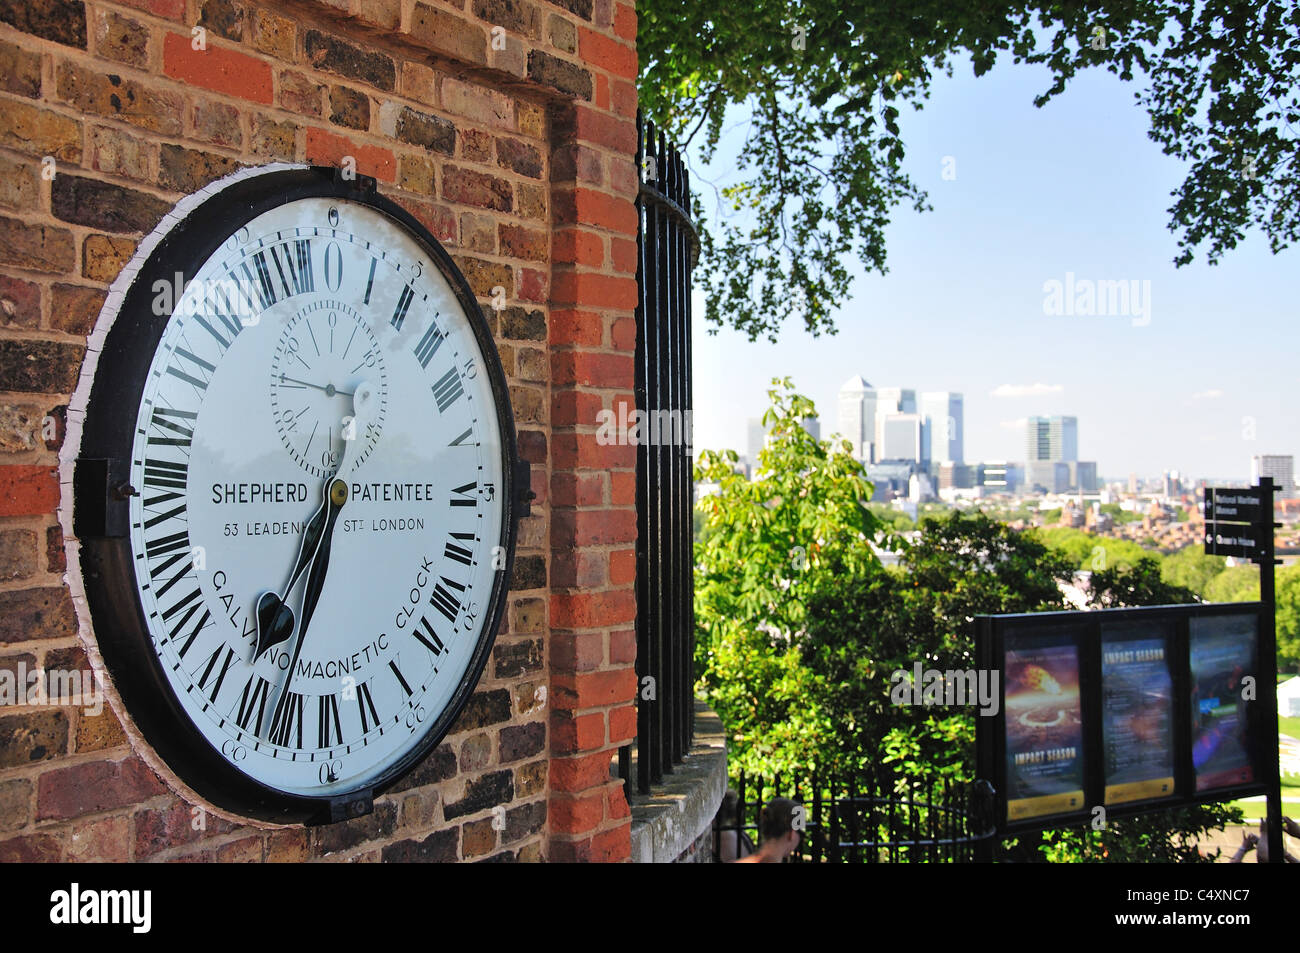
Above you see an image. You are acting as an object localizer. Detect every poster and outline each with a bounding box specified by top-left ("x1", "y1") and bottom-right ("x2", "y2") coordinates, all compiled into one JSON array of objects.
[
  {"x1": 1190, "y1": 615, "x2": 1258, "y2": 792},
  {"x1": 1101, "y1": 625, "x2": 1175, "y2": 805},
  {"x1": 1004, "y1": 636, "x2": 1085, "y2": 821}
]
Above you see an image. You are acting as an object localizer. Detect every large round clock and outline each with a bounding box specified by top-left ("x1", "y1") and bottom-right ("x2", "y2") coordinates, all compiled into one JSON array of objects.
[{"x1": 66, "y1": 164, "x2": 522, "y2": 824}]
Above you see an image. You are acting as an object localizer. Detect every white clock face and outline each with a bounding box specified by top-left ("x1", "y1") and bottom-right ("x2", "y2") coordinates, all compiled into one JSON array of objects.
[{"x1": 125, "y1": 194, "x2": 507, "y2": 798}]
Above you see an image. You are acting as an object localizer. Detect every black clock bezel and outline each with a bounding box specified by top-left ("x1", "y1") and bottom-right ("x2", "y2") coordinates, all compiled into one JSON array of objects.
[{"x1": 73, "y1": 165, "x2": 521, "y2": 825}]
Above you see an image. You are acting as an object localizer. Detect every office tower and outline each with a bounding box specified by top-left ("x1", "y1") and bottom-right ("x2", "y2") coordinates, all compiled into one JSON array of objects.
[
  {"x1": 879, "y1": 413, "x2": 923, "y2": 461},
  {"x1": 1163, "y1": 469, "x2": 1182, "y2": 498},
  {"x1": 800, "y1": 417, "x2": 820, "y2": 442},
  {"x1": 1068, "y1": 461, "x2": 1098, "y2": 494},
  {"x1": 1025, "y1": 416, "x2": 1078, "y2": 462},
  {"x1": 837, "y1": 375, "x2": 876, "y2": 463},
  {"x1": 1252, "y1": 455, "x2": 1295, "y2": 498},
  {"x1": 920, "y1": 391, "x2": 964, "y2": 466},
  {"x1": 1027, "y1": 461, "x2": 1071, "y2": 494},
  {"x1": 1128, "y1": 472, "x2": 1138, "y2": 495},
  {"x1": 747, "y1": 417, "x2": 766, "y2": 465}
]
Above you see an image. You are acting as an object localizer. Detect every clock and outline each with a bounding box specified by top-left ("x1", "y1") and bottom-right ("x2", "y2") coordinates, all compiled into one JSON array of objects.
[{"x1": 66, "y1": 164, "x2": 524, "y2": 824}]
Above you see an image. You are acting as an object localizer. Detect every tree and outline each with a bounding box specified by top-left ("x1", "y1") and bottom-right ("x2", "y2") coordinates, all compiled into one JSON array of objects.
[
  {"x1": 1161, "y1": 546, "x2": 1228, "y2": 597},
  {"x1": 1087, "y1": 556, "x2": 1198, "y2": 608},
  {"x1": 638, "y1": 1, "x2": 1300, "y2": 340},
  {"x1": 1273, "y1": 564, "x2": 1300, "y2": 673},
  {"x1": 692, "y1": 378, "x2": 891, "y2": 777}
]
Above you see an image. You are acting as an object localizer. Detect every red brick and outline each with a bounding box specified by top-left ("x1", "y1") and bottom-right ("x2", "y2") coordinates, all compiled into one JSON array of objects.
[
  {"x1": 550, "y1": 587, "x2": 637, "y2": 628},
  {"x1": 607, "y1": 785, "x2": 630, "y2": 820},
  {"x1": 550, "y1": 470, "x2": 604, "y2": 507},
  {"x1": 594, "y1": 72, "x2": 609, "y2": 109},
  {"x1": 610, "y1": 315, "x2": 636, "y2": 350},
  {"x1": 611, "y1": 78, "x2": 637, "y2": 119},
  {"x1": 0, "y1": 832, "x2": 62, "y2": 862},
  {"x1": 610, "y1": 471, "x2": 636, "y2": 506},
  {"x1": 552, "y1": 549, "x2": 607, "y2": 587},
  {"x1": 609, "y1": 627, "x2": 636, "y2": 664},
  {"x1": 549, "y1": 750, "x2": 612, "y2": 792},
  {"x1": 551, "y1": 272, "x2": 637, "y2": 309},
  {"x1": 550, "y1": 630, "x2": 604, "y2": 672},
  {"x1": 499, "y1": 223, "x2": 547, "y2": 261},
  {"x1": 551, "y1": 351, "x2": 634, "y2": 389},
  {"x1": 554, "y1": 229, "x2": 604, "y2": 266},
  {"x1": 518, "y1": 267, "x2": 547, "y2": 303},
  {"x1": 608, "y1": 703, "x2": 636, "y2": 744},
  {"x1": 553, "y1": 143, "x2": 604, "y2": 184},
  {"x1": 610, "y1": 236, "x2": 637, "y2": 273},
  {"x1": 37, "y1": 756, "x2": 166, "y2": 821},
  {"x1": 552, "y1": 668, "x2": 636, "y2": 710},
  {"x1": 552, "y1": 433, "x2": 636, "y2": 472},
  {"x1": 394, "y1": 197, "x2": 456, "y2": 243},
  {"x1": 550, "y1": 309, "x2": 603, "y2": 346},
  {"x1": 549, "y1": 791, "x2": 604, "y2": 833},
  {"x1": 117, "y1": 0, "x2": 186, "y2": 21},
  {"x1": 590, "y1": 822, "x2": 630, "y2": 862},
  {"x1": 305, "y1": 127, "x2": 396, "y2": 182},
  {"x1": 0, "y1": 466, "x2": 58, "y2": 517},
  {"x1": 554, "y1": 187, "x2": 637, "y2": 235},
  {"x1": 442, "y1": 165, "x2": 512, "y2": 211},
  {"x1": 609, "y1": 546, "x2": 636, "y2": 584},
  {"x1": 551, "y1": 711, "x2": 605, "y2": 754},
  {"x1": 551, "y1": 390, "x2": 604, "y2": 428},
  {"x1": 555, "y1": 103, "x2": 636, "y2": 153},
  {"x1": 613, "y1": 3, "x2": 636, "y2": 41},
  {"x1": 579, "y1": 28, "x2": 637, "y2": 80},
  {"x1": 163, "y1": 33, "x2": 272, "y2": 103}
]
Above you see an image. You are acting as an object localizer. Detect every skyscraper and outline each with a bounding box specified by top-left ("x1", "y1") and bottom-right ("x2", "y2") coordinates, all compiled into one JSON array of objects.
[
  {"x1": 920, "y1": 391, "x2": 964, "y2": 465},
  {"x1": 1025, "y1": 416, "x2": 1078, "y2": 462},
  {"x1": 879, "y1": 413, "x2": 923, "y2": 461},
  {"x1": 837, "y1": 375, "x2": 876, "y2": 463},
  {"x1": 1252, "y1": 455, "x2": 1296, "y2": 498}
]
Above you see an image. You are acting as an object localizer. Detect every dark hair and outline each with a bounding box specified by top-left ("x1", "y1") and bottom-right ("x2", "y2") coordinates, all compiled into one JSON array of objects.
[{"x1": 759, "y1": 797, "x2": 799, "y2": 840}]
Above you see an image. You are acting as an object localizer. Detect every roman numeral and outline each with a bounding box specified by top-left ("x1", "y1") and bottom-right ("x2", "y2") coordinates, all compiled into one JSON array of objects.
[
  {"x1": 148, "y1": 407, "x2": 197, "y2": 448},
  {"x1": 146, "y1": 529, "x2": 189, "y2": 557},
  {"x1": 236, "y1": 674, "x2": 270, "y2": 733},
  {"x1": 390, "y1": 285, "x2": 414, "y2": 331},
  {"x1": 161, "y1": 585, "x2": 202, "y2": 623},
  {"x1": 246, "y1": 252, "x2": 277, "y2": 309},
  {"x1": 269, "y1": 691, "x2": 304, "y2": 748},
  {"x1": 356, "y1": 681, "x2": 380, "y2": 734},
  {"x1": 143, "y1": 457, "x2": 187, "y2": 492},
  {"x1": 413, "y1": 615, "x2": 445, "y2": 656},
  {"x1": 389, "y1": 660, "x2": 413, "y2": 698},
  {"x1": 448, "y1": 427, "x2": 473, "y2": 447},
  {"x1": 444, "y1": 533, "x2": 474, "y2": 566},
  {"x1": 363, "y1": 257, "x2": 377, "y2": 305},
  {"x1": 450, "y1": 481, "x2": 477, "y2": 507},
  {"x1": 431, "y1": 367, "x2": 464, "y2": 413},
  {"x1": 197, "y1": 644, "x2": 236, "y2": 702},
  {"x1": 193, "y1": 284, "x2": 244, "y2": 349},
  {"x1": 166, "y1": 348, "x2": 216, "y2": 392},
  {"x1": 414, "y1": 322, "x2": 444, "y2": 368},
  {"x1": 318, "y1": 692, "x2": 342, "y2": 748},
  {"x1": 171, "y1": 605, "x2": 211, "y2": 659},
  {"x1": 430, "y1": 577, "x2": 465, "y2": 624},
  {"x1": 148, "y1": 549, "x2": 191, "y2": 600},
  {"x1": 143, "y1": 496, "x2": 186, "y2": 531},
  {"x1": 267, "y1": 239, "x2": 315, "y2": 299}
]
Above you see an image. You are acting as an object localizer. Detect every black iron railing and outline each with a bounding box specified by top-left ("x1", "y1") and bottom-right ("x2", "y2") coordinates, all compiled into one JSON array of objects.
[
  {"x1": 713, "y1": 773, "x2": 999, "y2": 863},
  {"x1": 620, "y1": 113, "x2": 698, "y2": 796}
]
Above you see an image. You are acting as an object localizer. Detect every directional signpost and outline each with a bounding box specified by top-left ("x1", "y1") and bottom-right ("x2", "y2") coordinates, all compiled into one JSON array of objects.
[{"x1": 1203, "y1": 477, "x2": 1284, "y2": 862}]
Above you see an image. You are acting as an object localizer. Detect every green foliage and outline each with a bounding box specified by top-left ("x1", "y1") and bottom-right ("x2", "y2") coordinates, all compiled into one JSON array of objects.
[
  {"x1": 1205, "y1": 564, "x2": 1260, "y2": 602},
  {"x1": 693, "y1": 378, "x2": 890, "y2": 777},
  {"x1": 638, "y1": 1, "x2": 1300, "y2": 340},
  {"x1": 1027, "y1": 803, "x2": 1244, "y2": 863},
  {"x1": 1275, "y1": 565, "x2": 1300, "y2": 673},
  {"x1": 1032, "y1": 526, "x2": 1153, "y2": 572},
  {"x1": 868, "y1": 503, "x2": 915, "y2": 534},
  {"x1": 1087, "y1": 556, "x2": 1197, "y2": 608},
  {"x1": 1161, "y1": 546, "x2": 1228, "y2": 597}
]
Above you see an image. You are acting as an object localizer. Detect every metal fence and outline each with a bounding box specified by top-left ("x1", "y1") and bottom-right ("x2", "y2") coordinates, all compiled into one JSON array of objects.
[
  {"x1": 619, "y1": 113, "x2": 699, "y2": 796},
  {"x1": 714, "y1": 773, "x2": 999, "y2": 863}
]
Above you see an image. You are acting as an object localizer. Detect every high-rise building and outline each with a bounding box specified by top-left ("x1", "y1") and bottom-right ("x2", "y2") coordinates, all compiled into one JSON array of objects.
[
  {"x1": 920, "y1": 391, "x2": 964, "y2": 465},
  {"x1": 1252, "y1": 455, "x2": 1296, "y2": 498},
  {"x1": 879, "y1": 413, "x2": 923, "y2": 462},
  {"x1": 873, "y1": 387, "x2": 916, "y2": 457},
  {"x1": 837, "y1": 375, "x2": 876, "y2": 463},
  {"x1": 1026, "y1": 416, "x2": 1078, "y2": 462}
]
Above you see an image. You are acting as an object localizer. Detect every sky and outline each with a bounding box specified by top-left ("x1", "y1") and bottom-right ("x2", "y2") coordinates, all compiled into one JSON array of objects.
[{"x1": 685, "y1": 54, "x2": 1299, "y2": 484}]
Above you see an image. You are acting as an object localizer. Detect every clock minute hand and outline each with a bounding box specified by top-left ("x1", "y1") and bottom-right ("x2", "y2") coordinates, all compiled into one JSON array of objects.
[
  {"x1": 266, "y1": 384, "x2": 373, "y2": 735},
  {"x1": 252, "y1": 382, "x2": 374, "y2": 661}
]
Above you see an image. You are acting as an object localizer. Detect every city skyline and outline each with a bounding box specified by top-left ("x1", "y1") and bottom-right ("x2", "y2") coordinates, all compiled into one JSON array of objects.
[{"x1": 687, "y1": 52, "x2": 1299, "y2": 484}]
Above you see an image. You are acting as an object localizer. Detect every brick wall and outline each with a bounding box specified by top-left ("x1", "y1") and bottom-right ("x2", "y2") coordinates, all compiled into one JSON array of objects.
[{"x1": 0, "y1": 0, "x2": 639, "y2": 862}]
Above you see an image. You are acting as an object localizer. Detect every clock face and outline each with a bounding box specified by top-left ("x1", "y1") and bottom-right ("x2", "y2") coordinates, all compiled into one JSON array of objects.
[{"x1": 73, "y1": 167, "x2": 518, "y2": 820}]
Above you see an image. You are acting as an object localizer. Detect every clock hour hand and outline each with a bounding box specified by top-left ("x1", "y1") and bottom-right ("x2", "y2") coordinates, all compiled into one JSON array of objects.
[{"x1": 252, "y1": 382, "x2": 374, "y2": 661}]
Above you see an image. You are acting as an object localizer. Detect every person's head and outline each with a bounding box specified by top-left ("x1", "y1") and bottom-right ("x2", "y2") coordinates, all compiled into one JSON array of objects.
[
  {"x1": 759, "y1": 797, "x2": 801, "y2": 859},
  {"x1": 717, "y1": 789, "x2": 739, "y2": 825}
]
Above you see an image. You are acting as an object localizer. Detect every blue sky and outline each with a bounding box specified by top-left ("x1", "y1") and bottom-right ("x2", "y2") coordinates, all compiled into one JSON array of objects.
[{"x1": 686, "y1": 54, "x2": 1299, "y2": 483}]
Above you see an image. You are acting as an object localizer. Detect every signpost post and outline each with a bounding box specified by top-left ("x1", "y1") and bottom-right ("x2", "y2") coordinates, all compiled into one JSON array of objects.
[{"x1": 1204, "y1": 477, "x2": 1284, "y2": 863}]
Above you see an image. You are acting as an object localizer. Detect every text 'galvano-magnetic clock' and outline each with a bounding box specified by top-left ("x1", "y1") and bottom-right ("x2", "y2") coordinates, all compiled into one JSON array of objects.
[{"x1": 67, "y1": 164, "x2": 526, "y2": 824}]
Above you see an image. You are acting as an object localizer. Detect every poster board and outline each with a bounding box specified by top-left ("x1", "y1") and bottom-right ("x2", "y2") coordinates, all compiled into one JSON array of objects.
[{"x1": 977, "y1": 603, "x2": 1268, "y2": 834}]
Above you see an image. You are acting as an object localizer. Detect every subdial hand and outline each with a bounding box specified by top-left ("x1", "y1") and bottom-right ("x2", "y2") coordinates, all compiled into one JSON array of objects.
[{"x1": 276, "y1": 373, "x2": 355, "y2": 398}]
